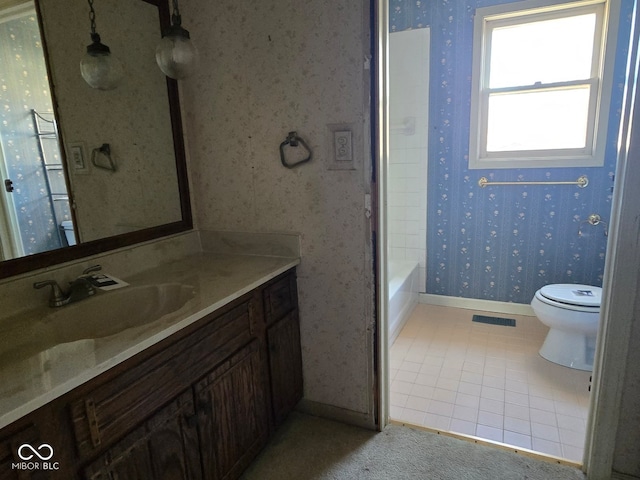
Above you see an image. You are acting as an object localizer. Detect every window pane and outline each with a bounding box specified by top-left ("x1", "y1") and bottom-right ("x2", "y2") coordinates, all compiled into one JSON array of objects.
[
  {"x1": 486, "y1": 87, "x2": 590, "y2": 152},
  {"x1": 489, "y1": 13, "x2": 596, "y2": 88}
]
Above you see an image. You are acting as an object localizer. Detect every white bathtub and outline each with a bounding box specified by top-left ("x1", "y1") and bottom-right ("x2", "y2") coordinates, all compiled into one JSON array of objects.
[{"x1": 388, "y1": 260, "x2": 419, "y2": 344}]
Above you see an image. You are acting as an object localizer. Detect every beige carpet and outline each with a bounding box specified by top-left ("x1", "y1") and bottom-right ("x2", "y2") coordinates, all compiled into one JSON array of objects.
[{"x1": 242, "y1": 412, "x2": 587, "y2": 480}]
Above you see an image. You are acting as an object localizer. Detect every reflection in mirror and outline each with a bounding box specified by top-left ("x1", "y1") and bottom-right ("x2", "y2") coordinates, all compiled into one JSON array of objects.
[
  {"x1": 0, "y1": 1, "x2": 73, "y2": 260},
  {"x1": 40, "y1": 0, "x2": 182, "y2": 243},
  {"x1": 0, "y1": 0, "x2": 192, "y2": 278}
]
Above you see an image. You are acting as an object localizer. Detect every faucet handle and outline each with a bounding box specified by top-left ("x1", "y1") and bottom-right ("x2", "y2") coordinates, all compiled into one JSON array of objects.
[
  {"x1": 82, "y1": 264, "x2": 102, "y2": 275},
  {"x1": 33, "y1": 280, "x2": 67, "y2": 307}
]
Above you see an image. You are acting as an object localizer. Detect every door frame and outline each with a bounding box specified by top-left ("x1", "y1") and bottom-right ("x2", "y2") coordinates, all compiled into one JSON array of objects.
[
  {"x1": 0, "y1": 146, "x2": 23, "y2": 259},
  {"x1": 373, "y1": 0, "x2": 390, "y2": 432},
  {"x1": 584, "y1": 0, "x2": 640, "y2": 475}
]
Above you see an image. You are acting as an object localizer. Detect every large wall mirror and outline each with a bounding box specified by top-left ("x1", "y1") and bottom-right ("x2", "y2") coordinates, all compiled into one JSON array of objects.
[{"x1": 0, "y1": 0, "x2": 191, "y2": 279}]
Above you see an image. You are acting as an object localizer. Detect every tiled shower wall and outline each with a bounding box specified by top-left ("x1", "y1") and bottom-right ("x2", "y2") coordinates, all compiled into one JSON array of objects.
[
  {"x1": 390, "y1": 0, "x2": 634, "y2": 304},
  {"x1": 388, "y1": 29, "x2": 429, "y2": 291}
]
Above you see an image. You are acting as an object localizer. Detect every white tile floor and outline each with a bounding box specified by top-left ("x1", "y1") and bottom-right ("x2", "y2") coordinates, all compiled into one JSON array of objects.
[{"x1": 389, "y1": 304, "x2": 591, "y2": 463}]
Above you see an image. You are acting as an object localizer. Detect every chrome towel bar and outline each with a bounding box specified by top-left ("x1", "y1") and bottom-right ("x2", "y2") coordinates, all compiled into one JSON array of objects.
[{"x1": 478, "y1": 175, "x2": 588, "y2": 188}]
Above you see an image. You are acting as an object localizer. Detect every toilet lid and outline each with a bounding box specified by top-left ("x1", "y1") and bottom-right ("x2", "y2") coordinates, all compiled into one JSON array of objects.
[{"x1": 539, "y1": 284, "x2": 601, "y2": 308}]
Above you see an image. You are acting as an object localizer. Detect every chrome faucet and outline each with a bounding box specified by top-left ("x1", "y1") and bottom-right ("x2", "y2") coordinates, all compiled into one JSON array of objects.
[{"x1": 33, "y1": 265, "x2": 102, "y2": 307}]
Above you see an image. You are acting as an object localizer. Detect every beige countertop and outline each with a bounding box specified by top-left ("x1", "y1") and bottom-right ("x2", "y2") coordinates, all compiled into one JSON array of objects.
[{"x1": 0, "y1": 252, "x2": 299, "y2": 430}]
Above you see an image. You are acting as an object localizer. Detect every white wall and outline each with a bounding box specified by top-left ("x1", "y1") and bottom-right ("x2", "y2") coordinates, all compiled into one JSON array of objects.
[
  {"x1": 182, "y1": 0, "x2": 376, "y2": 426},
  {"x1": 388, "y1": 28, "x2": 429, "y2": 291}
]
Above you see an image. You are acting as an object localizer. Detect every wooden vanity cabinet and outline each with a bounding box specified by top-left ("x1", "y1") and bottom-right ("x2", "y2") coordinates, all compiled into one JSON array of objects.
[
  {"x1": 0, "y1": 268, "x2": 301, "y2": 480},
  {"x1": 0, "y1": 413, "x2": 53, "y2": 480},
  {"x1": 195, "y1": 339, "x2": 269, "y2": 480},
  {"x1": 83, "y1": 391, "x2": 201, "y2": 480},
  {"x1": 267, "y1": 312, "x2": 303, "y2": 426},
  {"x1": 69, "y1": 296, "x2": 257, "y2": 461},
  {"x1": 263, "y1": 273, "x2": 303, "y2": 427}
]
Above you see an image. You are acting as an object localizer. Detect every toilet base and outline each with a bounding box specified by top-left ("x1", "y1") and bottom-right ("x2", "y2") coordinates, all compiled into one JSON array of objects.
[{"x1": 539, "y1": 328, "x2": 596, "y2": 371}]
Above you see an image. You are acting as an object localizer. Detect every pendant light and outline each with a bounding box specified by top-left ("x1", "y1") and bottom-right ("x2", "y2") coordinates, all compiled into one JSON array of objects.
[
  {"x1": 156, "y1": 0, "x2": 197, "y2": 79},
  {"x1": 80, "y1": 0, "x2": 123, "y2": 90}
]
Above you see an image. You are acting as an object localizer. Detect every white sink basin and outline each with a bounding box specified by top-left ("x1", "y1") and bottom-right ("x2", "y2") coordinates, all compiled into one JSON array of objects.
[
  {"x1": 47, "y1": 283, "x2": 196, "y2": 340},
  {"x1": 0, "y1": 283, "x2": 195, "y2": 362}
]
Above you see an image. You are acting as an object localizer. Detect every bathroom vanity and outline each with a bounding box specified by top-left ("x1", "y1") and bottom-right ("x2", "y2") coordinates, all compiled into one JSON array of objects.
[{"x1": 0, "y1": 253, "x2": 302, "y2": 479}]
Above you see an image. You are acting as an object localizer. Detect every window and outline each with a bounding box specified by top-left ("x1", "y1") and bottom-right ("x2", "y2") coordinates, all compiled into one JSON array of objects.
[{"x1": 469, "y1": 0, "x2": 619, "y2": 169}]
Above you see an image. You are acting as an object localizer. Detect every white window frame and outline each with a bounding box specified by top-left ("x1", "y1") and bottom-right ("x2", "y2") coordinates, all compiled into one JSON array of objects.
[{"x1": 469, "y1": 0, "x2": 620, "y2": 169}]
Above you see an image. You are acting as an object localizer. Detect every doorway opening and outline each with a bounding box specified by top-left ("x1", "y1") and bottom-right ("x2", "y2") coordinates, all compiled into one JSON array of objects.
[
  {"x1": 377, "y1": 0, "x2": 638, "y2": 468},
  {"x1": 0, "y1": 2, "x2": 73, "y2": 260}
]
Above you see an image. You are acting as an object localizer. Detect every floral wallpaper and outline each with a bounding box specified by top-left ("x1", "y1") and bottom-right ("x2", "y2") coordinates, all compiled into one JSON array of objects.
[
  {"x1": 390, "y1": 0, "x2": 633, "y2": 304},
  {"x1": 390, "y1": 0, "x2": 430, "y2": 32},
  {"x1": 0, "y1": 9, "x2": 67, "y2": 256},
  {"x1": 183, "y1": 0, "x2": 375, "y2": 421}
]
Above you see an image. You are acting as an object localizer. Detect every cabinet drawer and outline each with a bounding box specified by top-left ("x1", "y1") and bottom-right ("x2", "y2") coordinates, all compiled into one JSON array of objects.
[
  {"x1": 83, "y1": 391, "x2": 201, "y2": 480},
  {"x1": 70, "y1": 298, "x2": 256, "y2": 460},
  {"x1": 263, "y1": 272, "x2": 297, "y2": 325}
]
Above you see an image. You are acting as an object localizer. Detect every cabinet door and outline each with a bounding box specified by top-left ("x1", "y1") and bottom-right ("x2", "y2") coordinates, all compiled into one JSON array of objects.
[
  {"x1": 83, "y1": 391, "x2": 201, "y2": 480},
  {"x1": 0, "y1": 423, "x2": 51, "y2": 480},
  {"x1": 267, "y1": 311, "x2": 303, "y2": 426},
  {"x1": 263, "y1": 272, "x2": 297, "y2": 326},
  {"x1": 195, "y1": 340, "x2": 268, "y2": 480}
]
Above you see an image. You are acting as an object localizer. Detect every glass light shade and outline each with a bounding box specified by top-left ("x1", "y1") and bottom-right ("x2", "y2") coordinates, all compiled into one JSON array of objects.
[
  {"x1": 80, "y1": 51, "x2": 124, "y2": 91},
  {"x1": 156, "y1": 34, "x2": 198, "y2": 79}
]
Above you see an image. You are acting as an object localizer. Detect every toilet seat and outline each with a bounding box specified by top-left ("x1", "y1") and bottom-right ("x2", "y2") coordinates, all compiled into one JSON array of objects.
[{"x1": 536, "y1": 284, "x2": 601, "y2": 313}]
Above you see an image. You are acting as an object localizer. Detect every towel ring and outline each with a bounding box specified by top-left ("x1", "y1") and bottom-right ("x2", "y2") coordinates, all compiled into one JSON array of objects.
[
  {"x1": 279, "y1": 131, "x2": 312, "y2": 169},
  {"x1": 91, "y1": 143, "x2": 117, "y2": 172}
]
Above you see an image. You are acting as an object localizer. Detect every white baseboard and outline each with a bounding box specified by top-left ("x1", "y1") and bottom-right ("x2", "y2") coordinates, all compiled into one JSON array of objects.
[
  {"x1": 295, "y1": 398, "x2": 376, "y2": 430},
  {"x1": 420, "y1": 293, "x2": 535, "y2": 316}
]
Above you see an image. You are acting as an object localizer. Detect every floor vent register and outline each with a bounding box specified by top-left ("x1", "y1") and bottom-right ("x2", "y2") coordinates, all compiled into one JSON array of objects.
[{"x1": 472, "y1": 314, "x2": 516, "y2": 327}]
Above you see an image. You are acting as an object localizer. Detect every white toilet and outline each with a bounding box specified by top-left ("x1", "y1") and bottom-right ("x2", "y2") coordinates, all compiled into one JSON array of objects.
[{"x1": 530, "y1": 284, "x2": 601, "y2": 371}]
